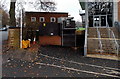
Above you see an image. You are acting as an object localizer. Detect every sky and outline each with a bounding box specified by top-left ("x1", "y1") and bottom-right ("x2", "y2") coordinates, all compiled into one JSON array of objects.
[
  {"x1": 55, "y1": 0, "x2": 82, "y2": 22},
  {"x1": 24, "y1": 0, "x2": 82, "y2": 22},
  {"x1": 0, "y1": 0, "x2": 82, "y2": 22}
]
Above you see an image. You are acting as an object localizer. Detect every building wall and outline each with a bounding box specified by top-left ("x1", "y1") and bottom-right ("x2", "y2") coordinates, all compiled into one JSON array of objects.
[
  {"x1": 0, "y1": 9, "x2": 2, "y2": 28},
  {"x1": 118, "y1": 1, "x2": 120, "y2": 21},
  {"x1": 25, "y1": 12, "x2": 68, "y2": 30}
]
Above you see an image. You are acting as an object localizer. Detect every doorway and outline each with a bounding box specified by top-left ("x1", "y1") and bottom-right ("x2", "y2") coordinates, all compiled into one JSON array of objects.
[{"x1": 93, "y1": 15, "x2": 107, "y2": 27}]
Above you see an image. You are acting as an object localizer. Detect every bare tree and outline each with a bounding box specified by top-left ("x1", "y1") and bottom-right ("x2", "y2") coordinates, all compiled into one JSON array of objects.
[
  {"x1": 1, "y1": 8, "x2": 9, "y2": 26},
  {"x1": 0, "y1": 0, "x2": 9, "y2": 27},
  {"x1": 0, "y1": 0, "x2": 8, "y2": 12},
  {"x1": 0, "y1": 8, "x2": 9, "y2": 27},
  {"x1": 9, "y1": 0, "x2": 16, "y2": 27},
  {"x1": 8, "y1": 0, "x2": 56, "y2": 27},
  {"x1": 34, "y1": 0, "x2": 56, "y2": 11}
]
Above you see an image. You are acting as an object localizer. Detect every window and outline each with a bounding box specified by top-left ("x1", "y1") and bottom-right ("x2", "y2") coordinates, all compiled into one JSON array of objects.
[
  {"x1": 50, "y1": 17, "x2": 56, "y2": 22},
  {"x1": 31, "y1": 17, "x2": 36, "y2": 22},
  {"x1": 39, "y1": 17, "x2": 45, "y2": 22}
]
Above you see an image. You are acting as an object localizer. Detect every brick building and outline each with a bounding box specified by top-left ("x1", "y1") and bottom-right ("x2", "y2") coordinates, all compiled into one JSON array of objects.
[
  {"x1": 25, "y1": 12, "x2": 68, "y2": 30},
  {"x1": 23, "y1": 12, "x2": 68, "y2": 44}
]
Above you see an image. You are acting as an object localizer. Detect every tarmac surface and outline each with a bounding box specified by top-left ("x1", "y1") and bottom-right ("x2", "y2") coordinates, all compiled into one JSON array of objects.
[{"x1": 2, "y1": 45, "x2": 120, "y2": 78}]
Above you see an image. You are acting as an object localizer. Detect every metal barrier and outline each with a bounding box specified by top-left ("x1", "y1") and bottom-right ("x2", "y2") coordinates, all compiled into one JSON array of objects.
[
  {"x1": 96, "y1": 27, "x2": 103, "y2": 53},
  {"x1": 111, "y1": 31, "x2": 119, "y2": 55},
  {"x1": 84, "y1": 25, "x2": 88, "y2": 56},
  {"x1": 107, "y1": 22, "x2": 119, "y2": 56}
]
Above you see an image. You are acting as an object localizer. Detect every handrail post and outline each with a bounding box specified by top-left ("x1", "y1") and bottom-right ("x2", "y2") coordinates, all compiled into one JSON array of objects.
[{"x1": 84, "y1": 27, "x2": 88, "y2": 56}]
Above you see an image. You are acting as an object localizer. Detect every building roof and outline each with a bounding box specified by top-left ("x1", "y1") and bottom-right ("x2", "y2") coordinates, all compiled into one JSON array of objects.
[{"x1": 25, "y1": 11, "x2": 68, "y2": 14}]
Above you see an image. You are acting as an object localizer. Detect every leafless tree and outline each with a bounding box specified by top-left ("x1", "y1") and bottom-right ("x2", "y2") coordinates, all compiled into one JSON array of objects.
[
  {"x1": 0, "y1": 8, "x2": 9, "y2": 27},
  {"x1": 8, "y1": 0, "x2": 56, "y2": 27},
  {"x1": 34, "y1": 0, "x2": 56, "y2": 11},
  {"x1": 9, "y1": 0, "x2": 16, "y2": 27},
  {"x1": 0, "y1": 0, "x2": 9, "y2": 27},
  {"x1": 0, "y1": 0, "x2": 8, "y2": 12}
]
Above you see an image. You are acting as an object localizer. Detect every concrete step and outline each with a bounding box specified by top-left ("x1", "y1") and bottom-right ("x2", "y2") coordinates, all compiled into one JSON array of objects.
[
  {"x1": 99, "y1": 28, "x2": 109, "y2": 38},
  {"x1": 88, "y1": 28, "x2": 97, "y2": 38},
  {"x1": 87, "y1": 27, "x2": 119, "y2": 55}
]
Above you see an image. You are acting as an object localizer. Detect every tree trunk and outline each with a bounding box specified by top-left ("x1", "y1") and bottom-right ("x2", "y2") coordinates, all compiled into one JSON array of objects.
[{"x1": 9, "y1": 0, "x2": 16, "y2": 27}]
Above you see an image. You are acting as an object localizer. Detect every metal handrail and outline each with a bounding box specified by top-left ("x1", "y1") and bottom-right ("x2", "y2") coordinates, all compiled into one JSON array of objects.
[
  {"x1": 107, "y1": 22, "x2": 119, "y2": 56},
  {"x1": 107, "y1": 25, "x2": 111, "y2": 38},
  {"x1": 84, "y1": 25, "x2": 88, "y2": 56},
  {"x1": 96, "y1": 27, "x2": 103, "y2": 53},
  {"x1": 111, "y1": 31, "x2": 119, "y2": 56}
]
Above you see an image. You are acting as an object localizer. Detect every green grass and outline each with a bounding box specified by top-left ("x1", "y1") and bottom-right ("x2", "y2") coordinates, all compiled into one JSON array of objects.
[{"x1": 76, "y1": 27, "x2": 85, "y2": 31}]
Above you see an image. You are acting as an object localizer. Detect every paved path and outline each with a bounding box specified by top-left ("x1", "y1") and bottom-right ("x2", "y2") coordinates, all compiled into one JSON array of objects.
[{"x1": 2, "y1": 46, "x2": 120, "y2": 78}]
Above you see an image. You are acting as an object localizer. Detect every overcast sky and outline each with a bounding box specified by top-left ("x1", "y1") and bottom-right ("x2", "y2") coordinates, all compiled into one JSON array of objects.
[
  {"x1": 25, "y1": 0, "x2": 82, "y2": 22},
  {"x1": 0, "y1": 0, "x2": 82, "y2": 22},
  {"x1": 55, "y1": 0, "x2": 82, "y2": 22}
]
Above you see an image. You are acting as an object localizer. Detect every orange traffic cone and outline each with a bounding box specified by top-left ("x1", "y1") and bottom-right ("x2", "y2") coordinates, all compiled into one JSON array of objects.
[{"x1": 33, "y1": 37, "x2": 36, "y2": 44}]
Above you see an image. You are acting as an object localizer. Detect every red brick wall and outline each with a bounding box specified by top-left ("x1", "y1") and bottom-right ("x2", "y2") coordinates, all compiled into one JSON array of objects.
[
  {"x1": 25, "y1": 12, "x2": 68, "y2": 29},
  {"x1": 39, "y1": 36, "x2": 61, "y2": 46},
  {"x1": 118, "y1": 1, "x2": 120, "y2": 21}
]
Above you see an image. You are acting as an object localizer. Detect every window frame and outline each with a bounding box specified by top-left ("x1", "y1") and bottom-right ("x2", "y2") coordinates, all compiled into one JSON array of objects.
[
  {"x1": 39, "y1": 17, "x2": 45, "y2": 22},
  {"x1": 50, "y1": 17, "x2": 56, "y2": 22},
  {"x1": 31, "y1": 17, "x2": 36, "y2": 22}
]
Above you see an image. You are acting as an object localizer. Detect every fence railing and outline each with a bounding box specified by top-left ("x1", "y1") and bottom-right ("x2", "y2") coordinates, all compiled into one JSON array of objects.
[
  {"x1": 96, "y1": 27, "x2": 103, "y2": 53},
  {"x1": 84, "y1": 25, "x2": 88, "y2": 56},
  {"x1": 110, "y1": 31, "x2": 119, "y2": 56},
  {"x1": 107, "y1": 22, "x2": 119, "y2": 56}
]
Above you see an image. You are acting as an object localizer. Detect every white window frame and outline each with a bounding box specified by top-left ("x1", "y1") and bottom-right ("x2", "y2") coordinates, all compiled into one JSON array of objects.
[
  {"x1": 39, "y1": 17, "x2": 45, "y2": 22},
  {"x1": 31, "y1": 17, "x2": 36, "y2": 22},
  {"x1": 50, "y1": 17, "x2": 56, "y2": 22}
]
